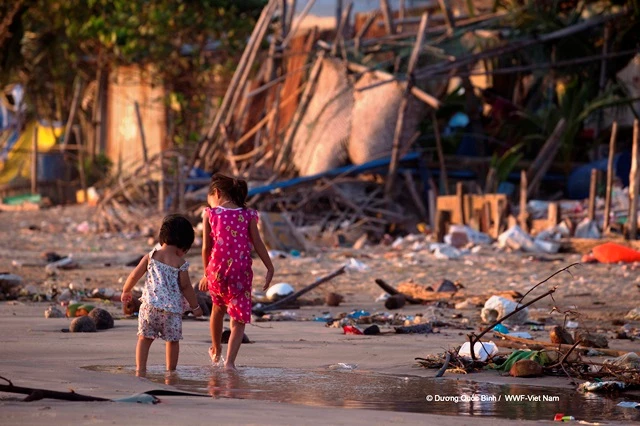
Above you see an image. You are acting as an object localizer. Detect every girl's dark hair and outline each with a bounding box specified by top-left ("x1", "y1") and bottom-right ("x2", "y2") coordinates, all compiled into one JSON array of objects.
[
  {"x1": 208, "y1": 173, "x2": 248, "y2": 208},
  {"x1": 158, "y1": 214, "x2": 195, "y2": 251}
]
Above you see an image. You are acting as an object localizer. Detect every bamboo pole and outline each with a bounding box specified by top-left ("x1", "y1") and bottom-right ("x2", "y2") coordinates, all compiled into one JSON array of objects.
[
  {"x1": 282, "y1": 0, "x2": 317, "y2": 48},
  {"x1": 354, "y1": 12, "x2": 378, "y2": 51},
  {"x1": 379, "y1": 0, "x2": 396, "y2": 35},
  {"x1": 603, "y1": 122, "x2": 618, "y2": 233},
  {"x1": 61, "y1": 77, "x2": 82, "y2": 150},
  {"x1": 629, "y1": 119, "x2": 640, "y2": 239},
  {"x1": 588, "y1": 169, "x2": 598, "y2": 221},
  {"x1": 274, "y1": 51, "x2": 325, "y2": 171},
  {"x1": 384, "y1": 13, "x2": 428, "y2": 198},
  {"x1": 432, "y1": 111, "x2": 449, "y2": 195},
  {"x1": 437, "y1": 0, "x2": 455, "y2": 36},
  {"x1": 397, "y1": 0, "x2": 405, "y2": 33},
  {"x1": 192, "y1": 0, "x2": 276, "y2": 169},
  {"x1": 30, "y1": 125, "x2": 38, "y2": 194},
  {"x1": 332, "y1": 1, "x2": 353, "y2": 56}
]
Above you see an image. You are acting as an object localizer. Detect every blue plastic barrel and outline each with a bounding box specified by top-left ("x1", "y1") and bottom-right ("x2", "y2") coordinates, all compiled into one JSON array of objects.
[{"x1": 567, "y1": 152, "x2": 631, "y2": 200}]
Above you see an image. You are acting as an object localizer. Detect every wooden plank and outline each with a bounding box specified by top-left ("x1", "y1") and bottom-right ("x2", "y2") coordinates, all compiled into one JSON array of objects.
[
  {"x1": 354, "y1": 12, "x2": 378, "y2": 51},
  {"x1": 282, "y1": 0, "x2": 317, "y2": 48},
  {"x1": 332, "y1": 1, "x2": 353, "y2": 56},
  {"x1": 61, "y1": 77, "x2": 82, "y2": 150},
  {"x1": 133, "y1": 101, "x2": 148, "y2": 165},
  {"x1": 455, "y1": 182, "x2": 465, "y2": 226},
  {"x1": 603, "y1": 122, "x2": 618, "y2": 233},
  {"x1": 629, "y1": 119, "x2": 640, "y2": 239},
  {"x1": 588, "y1": 168, "x2": 598, "y2": 221},
  {"x1": 548, "y1": 202, "x2": 559, "y2": 227}
]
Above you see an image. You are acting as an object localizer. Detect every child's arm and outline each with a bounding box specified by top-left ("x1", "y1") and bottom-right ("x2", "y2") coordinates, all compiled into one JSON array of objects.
[
  {"x1": 121, "y1": 255, "x2": 149, "y2": 302},
  {"x1": 249, "y1": 218, "x2": 274, "y2": 291},
  {"x1": 179, "y1": 270, "x2": 202, "y2": 317},
  {"x1": 200, "y1": 209, "x2": 213, "y2": 291}
]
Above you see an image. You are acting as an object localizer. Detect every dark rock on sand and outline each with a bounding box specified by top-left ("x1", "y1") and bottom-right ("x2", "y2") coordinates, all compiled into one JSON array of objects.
[
  {"x1": 88, "y1": 308, "x2": 114, "y2": 330},
  {"x1": 221, "y1": 328, "x2": 251, "y2": 343},
  {"x1": 70, "y1": 316, "x2": 97, "y2": 333}
]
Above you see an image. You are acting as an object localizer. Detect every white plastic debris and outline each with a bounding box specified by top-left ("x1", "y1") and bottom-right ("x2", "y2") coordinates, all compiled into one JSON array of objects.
[
  {"x1": 617, "y1": 401, "x2": 640, "y2": 409},
  {"x1": 45, "y1": 255, "x2": 75, "y2": 274},
  {"x1": 508, "y1": 332, "x2": 533, "y2": 339},
  {"x1": 265, "y1": 283, "x2": 294, "y2": 301},
  {"x1": 625, "y1": 307, "x2": 640, "y2": 320},
  {"x1": 328, "y1": 363, "x2": 358, "y2": 371},
  {"x1": 574, "y1": 218, "x2": 601, "y2": 239},
  {"x1": 430, "y1": 243, "x2": 463, "y2": 260},
  {"x1": 344, "y1": 258, "x2": 370, "y2": 272},
  {"x1": 565, "y1": 320, "x2": 579, "y2": 329},
  {"x1": 498, "y1": 226, "x2": 537, "y2": 252},
  {"x1": 458, "y1": 341, "x2": 499, "y2": 362},
  {"x1": 375, "y1": 293, "x2": 390, "y2": 302},
  {"x1": 481, "y1": 295, "x2": 529, "y2": 325}
]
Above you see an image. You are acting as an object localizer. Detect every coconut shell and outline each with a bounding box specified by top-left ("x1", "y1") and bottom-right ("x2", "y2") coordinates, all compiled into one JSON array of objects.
[
  {"x1": 574, "y1": 331, "x2": 608, "y2": 348},
  {"x1": 325, "y1": 292, "x2": 344, "y2": 307},
  {"x1": 509, "y1": 359, "x2": 543, "y2": 377},
  {"x1": 549, "y1": 326, "x2": 574, "y2": 345},
  {"x1": 385, "y1": 294, "x2": 406, "y2": 310}
]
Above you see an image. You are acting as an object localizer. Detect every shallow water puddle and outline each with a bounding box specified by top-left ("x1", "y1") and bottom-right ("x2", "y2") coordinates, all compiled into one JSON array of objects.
[{"x1": 85, "y1": 365, "x2": 640, "y2": 422}]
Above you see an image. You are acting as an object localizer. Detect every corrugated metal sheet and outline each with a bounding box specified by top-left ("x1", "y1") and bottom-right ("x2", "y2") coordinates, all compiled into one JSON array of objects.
[{"x1": 106, "y1": 65, "x2": 167, "y2": 170}]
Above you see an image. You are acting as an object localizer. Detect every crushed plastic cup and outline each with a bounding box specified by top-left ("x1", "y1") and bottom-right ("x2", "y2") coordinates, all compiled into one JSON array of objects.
[
  {"x1": 553, "y1": 413, "x2": 576, "y2": 421},
  {"x1": 617, "y1": 401, "x2": 640, "y2": 409}
]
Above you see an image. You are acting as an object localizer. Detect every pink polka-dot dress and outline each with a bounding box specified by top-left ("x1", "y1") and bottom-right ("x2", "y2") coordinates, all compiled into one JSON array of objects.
[{"x1": 205, "y1": 206, "x2": 259, "y2": 323}]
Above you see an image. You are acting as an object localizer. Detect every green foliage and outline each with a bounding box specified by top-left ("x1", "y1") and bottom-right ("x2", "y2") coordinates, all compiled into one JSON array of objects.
[
  {"x1": 0, "y1": 0, "x2": 266, "y2": 149},
  {"x1": 490, "y1": 143, "x2": 524, "y2": 183}
]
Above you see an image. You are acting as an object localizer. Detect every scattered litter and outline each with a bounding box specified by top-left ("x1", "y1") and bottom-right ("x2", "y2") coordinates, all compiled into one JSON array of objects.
[
  {"x1": 553, "y1": 414, "x2": 576, "y2": 421},
  {"x1": 347, "y1": 310, "x2": 370, "y2": 319},
  {"x1": 343, "y1": 325, "x2": 363, "y2": 335},
  {"x1": 625, "y1": 308, "x2": 640, "y2": 321},
  {"x1": 574, "y1": 218, "x2": 600, "y2": 239},
  {"x1": 328, "y1": 363, "x2": 358, "y2": 371},
  {"x1": 604, "y1": 352, "x2": 640, "y2": 370},
  {"x1": 44, "y1": 306, "x2": 64, "y2": 318},
  {"x1": 431, "y1": 243, "x2": 463, "y2": 260},
  {"x1": 313, "y1": 313, "x2": 333, "y2": 322},
  {"x1": 394, "y1": 323, "x2": 432, "y2": 334},
  {"x1": 493, "y1": 324, "x2": 509, "y2": 334},
  {"x1": 508, "y1": 332, "x2": 532, "y2": 339},
  {"x1": 481, "y1": 295, "x2": 529, "y2": 325},
  {"x1": 344, "y1": 258, "x2": 370, "y2": 272},
  {"x1": 458, "y1": 341, "x2": 498, "y2": 362},
  {"x1": 375, "y1": 293, "x2": 390, "y2": 302},
  {"x1": 364, "y1": 325, "x2": 381, "y2": 335},
  {"x1": 578, "y1": 381, "x2": 628, "y2": 393},
  {"x1": 617, "y1": 401, "x2": 640, "y2": 409},
  {"x1": 565, "y1": 321, "x2": 579, "y2": 329},
  {"x1": 325, "y1": 292, "x2": 343, "y2": 307},
  {"x1": 265, "y1": 283, "x2": 294, "y2": 301}
]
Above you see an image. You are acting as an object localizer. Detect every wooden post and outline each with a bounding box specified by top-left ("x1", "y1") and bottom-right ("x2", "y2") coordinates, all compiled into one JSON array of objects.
[
  {"x1": 629, "y1": 119, "x2": 640, "y2": 239},
  {"x1": 177, "y1": 155, "x2": 186, "y2": 213},
  {"x1": 548, "y1": 202, "x2": 559, "y2": 228},
  {"x1": 384, "y1": 13, "x2": 428, "y2": 198},
  {"x1": 397, "y1": 0, "x2": 405, "y2": 33},
  {"x1": 61, "y1": 78, "x2": 82, "y2": 150},
  {"x1": 603, "y1": 122, "x2": 618, "y2": 233},
  {"x1": 354, "y1": 12, "x2": 378, "y2": 52},
  {"x1": 158, "y1": 155, "x2": 165, "y2": 213},
  {"x1": 437, "y1": 0, "x2": 455, "y2": 36},
  {"x1": 336, "y1": 0, "x2": 342, "y2": 30},
  {"x1": 519, "y1": 170, "x2": 528, "y2": 232},
  {"x1": 432, "y1": 111, "x2": 449, "y2": 195},
  {"x1": 588, "y1": 168, "x2": 598, "y2": 221},
  {"x1": 282, "y1": 0, "x2": 318, "y2": 48},
  {"x1": 73, "y1": 125, "x2": 88, "y2": 203},
  {"x1": 31, "y1": 124, "x2": 38, "y2": 194},
  {"x1": 456, "y1": 182, "x2": 465, "y2": 225},
  {"x1": 332, "y1": 1, "x2": 353, "y2": 56},
  {"x1": 403, "y1": 170, "x2": 428, "y2": 220},
  {"x1": 379, "y1": 0, "x2": 396, "y2": 35},
  {"x1": 134, "y1": 101, "x2": 149, "y2": 165}
]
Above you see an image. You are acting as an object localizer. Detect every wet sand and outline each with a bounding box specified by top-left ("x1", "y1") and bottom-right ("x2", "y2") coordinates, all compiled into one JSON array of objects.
[{"x1": 1, "y1": 205, "x2": 640, "y2": 424}]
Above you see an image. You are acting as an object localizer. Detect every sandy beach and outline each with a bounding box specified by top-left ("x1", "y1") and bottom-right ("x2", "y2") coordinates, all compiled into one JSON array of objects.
[{"x1": 2, "y1": 205, "x2": 640, "y2": 425}]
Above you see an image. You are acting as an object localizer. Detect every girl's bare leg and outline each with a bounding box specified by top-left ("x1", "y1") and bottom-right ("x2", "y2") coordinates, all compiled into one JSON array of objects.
[
  {"x1": 225, "y1": 319, "x2": 245, "y2": 370},
  {"x1": 166, "y1": 341, "x2": 179, "y2": 371},
  {"x1": 136, "y1": 336, "x2": 154, "y2": 375},
  {"x1": 210, "y1": 305, "x2": 225, "y2": 362}
]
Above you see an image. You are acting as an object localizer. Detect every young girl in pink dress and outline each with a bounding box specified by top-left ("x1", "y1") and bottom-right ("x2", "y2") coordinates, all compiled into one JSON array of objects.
[{"x1": 199, "y1": 174, "x2": 274, "y2": 370}]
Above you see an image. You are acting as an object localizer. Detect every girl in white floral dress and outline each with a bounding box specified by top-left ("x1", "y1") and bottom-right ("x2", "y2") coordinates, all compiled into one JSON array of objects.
[{"x1": 121, "y1": 214, "x2": 203, "y2": 375}]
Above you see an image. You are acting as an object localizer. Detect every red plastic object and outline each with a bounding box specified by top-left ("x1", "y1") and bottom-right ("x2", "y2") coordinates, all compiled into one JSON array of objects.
[
  {"x1": 591, "y1": 242, "x2": 640, "y2": 264},
  {"x1": 343, "y1": 325, "x2": 363, "y2": 335}
]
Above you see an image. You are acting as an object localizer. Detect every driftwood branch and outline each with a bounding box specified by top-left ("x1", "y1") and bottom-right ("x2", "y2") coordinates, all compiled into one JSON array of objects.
[
  {"x1": 253, "y1": 265, "x2": 346, "y2": 316},
  {"x1": 435, "y1": 352, "x2": 451, "y2": 378}
]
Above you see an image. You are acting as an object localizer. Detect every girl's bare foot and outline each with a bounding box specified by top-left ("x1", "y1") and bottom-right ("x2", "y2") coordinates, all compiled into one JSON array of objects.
[
  {"x1": 135, "y1": 369, "x2": 147, "y2": 377},
  {"x1": 208, "y1": 347, "x2": 223, "y2": 365},
  {"x1": 224, "y1": 362, "x2": 237, "y2": 371}
]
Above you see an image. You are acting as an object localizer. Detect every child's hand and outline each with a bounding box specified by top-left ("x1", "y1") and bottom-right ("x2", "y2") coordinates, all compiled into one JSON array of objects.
[
  {"x1": 263, "y1": 267, "x2": 274, "y2": 291},
  {"x1": 192, "y1": 306, "x2": 203, "y2": 317},
  {"x1": 199, "y1": 276, "x2": 208, "y2": 292},
  {"x1": 121, "y1": 291, "x2": 132, "y2": 303}
]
